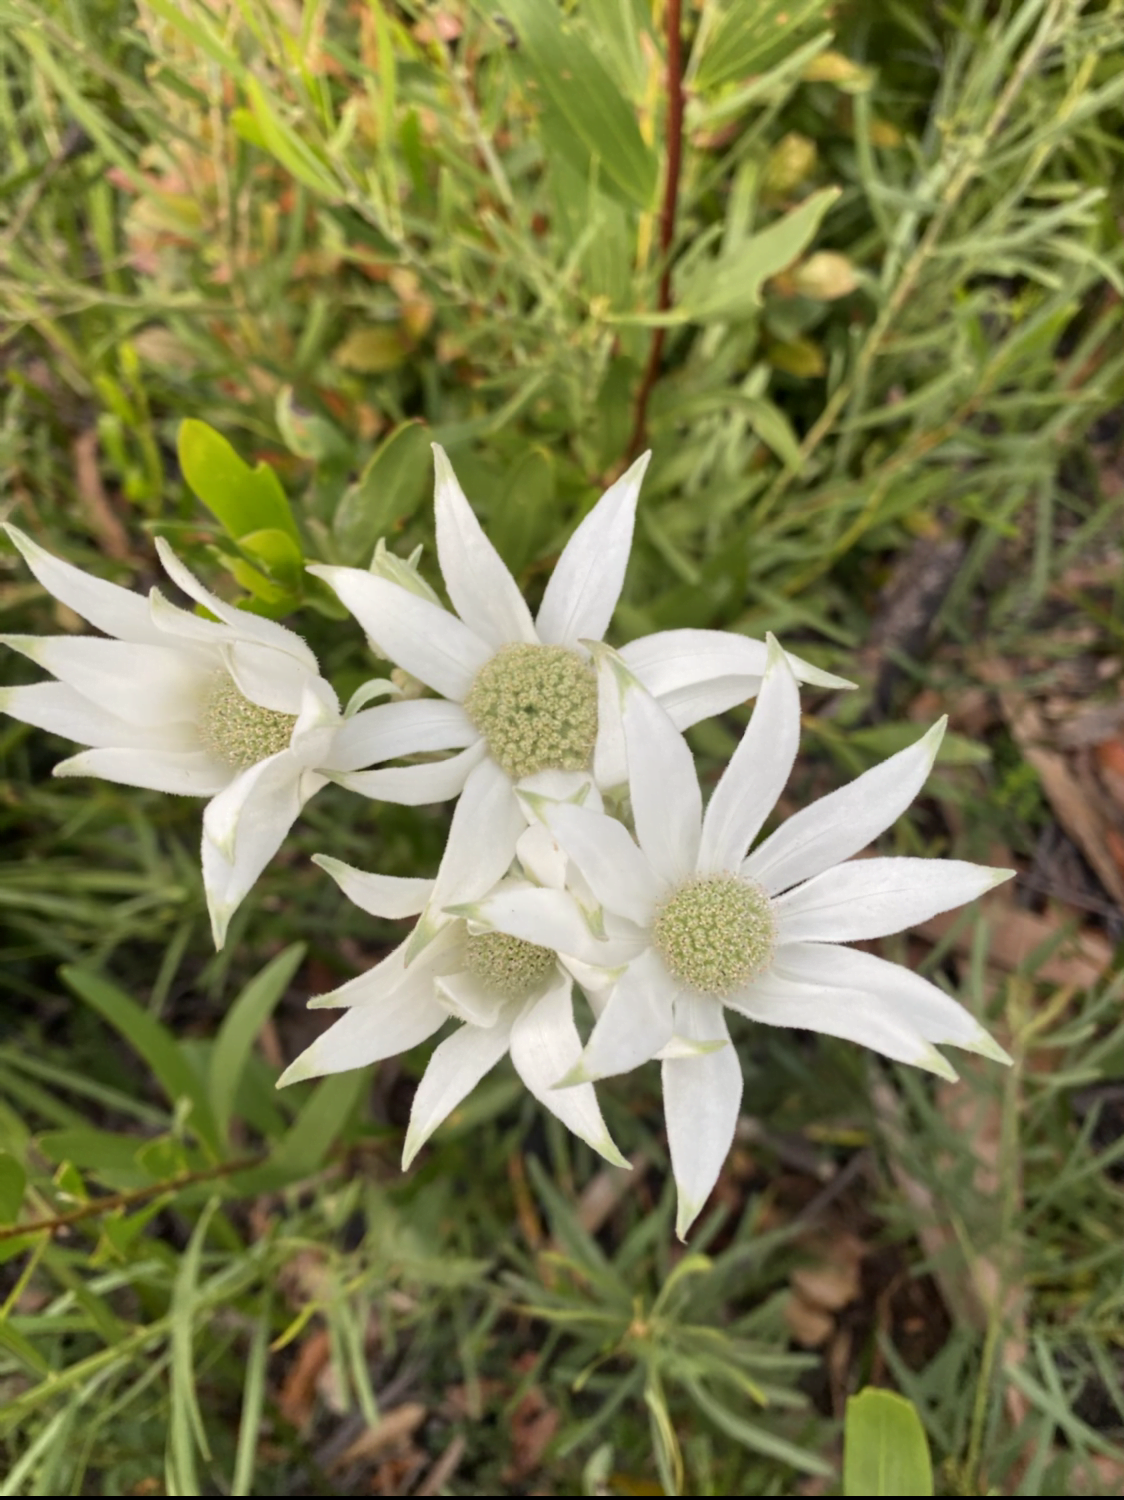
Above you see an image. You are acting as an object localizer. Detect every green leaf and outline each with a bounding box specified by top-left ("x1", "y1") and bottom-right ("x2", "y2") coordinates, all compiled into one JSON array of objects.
[
  {"x1": 169, "y1": 1199, "x2": 218, "y2": 1493},
  {"x1": 209, "y1": 944, "x2": 306, "y2": 1145},
  {"x1": 499, "y1": 0, "x2": 657, "y2": 208},
  {"x1": 244, "y1": 77, "x2": 341, "y2": 198},
  {"x1": 238, "y1": 529, "x2": 304, "y2": 592},
  {"x1": 178, "y1": 420, "x2": 300, "y2": 547},
  {"x1": 678, "y1": 188, "x2": 840, "y2": 323},
  {"x1": 492, "y1": 446, "x2": 556, "y2": 574},
  {"x1": 62, "y1": 967, "x2": 222, "y2": 1160},
  {"x1": 0, "y1": 1153, "x2": 26, "y2": 1224},
  {"x1": 695, "y1": 0, "x2": 831, "y2": 92},
  {"x1": 332, "y1": 420, "x2": 433, "y2": 562},
  {"x1": 843, "y1": 1388, "x2": 934, "y2": 1496}
]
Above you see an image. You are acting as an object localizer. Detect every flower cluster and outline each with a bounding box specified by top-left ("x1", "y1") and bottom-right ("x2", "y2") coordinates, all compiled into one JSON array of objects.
[{"x1": 1, "y1": 447, "x2": 1011, "y2": 1235}]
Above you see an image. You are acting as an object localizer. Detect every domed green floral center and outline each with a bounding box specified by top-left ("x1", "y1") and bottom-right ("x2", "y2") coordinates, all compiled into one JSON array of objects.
[
  {"x1": 651, "y1": 874, "x2": 775, "y2": 997},
  {"x1": 464, "y1": 930, "x2": 556, "y2": 1001},
  {"x1": 463, "y1": 643, "x2": 598, "y2": 780},
  {"x1": 198, "y1": 673, "x2": 297, "y2": 770}
]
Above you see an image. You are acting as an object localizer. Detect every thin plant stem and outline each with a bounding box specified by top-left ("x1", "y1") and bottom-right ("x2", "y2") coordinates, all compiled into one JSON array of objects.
[{"x1": 626, "y1": 0, "x2": 684, "y2": 463}]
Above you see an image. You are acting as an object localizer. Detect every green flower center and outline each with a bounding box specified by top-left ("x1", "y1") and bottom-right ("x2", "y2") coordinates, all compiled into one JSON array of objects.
[
  {"x1": 463, "y1": 930, "x2": 556, "y2": 1001},
  {"x1": 651, "y1": 874, "x2": 775, "y2": 997},
  {"x1": 463, "y1": 643, "x2": 598, "y2": 780},
  {"x1": 197, "y1": 673, "x2": 297, "y2": 770}
]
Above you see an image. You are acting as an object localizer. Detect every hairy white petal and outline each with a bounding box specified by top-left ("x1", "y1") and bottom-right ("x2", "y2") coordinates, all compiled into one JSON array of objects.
[
  {"x1": 460, "y1": 885, "x2": 632, "y2": 965},
  {"x1": 744, "y1": 719, "x2": 948, "y2": 894},
  {"x1": 0, "y1": 680, "x2": 191, "y2": 752},
  {"x1": 54, "y1": 746, "x2": 231, "y2": 795},
  {"x1": 545, "y1": 802, "x2": 663, "y2": 927},
  {"x1": 427, "y1": 756, "x2": 525, "y2": 917},
  {"x1": 323, "y1": 698, "x2": 478, "y2": 773},
  {"x1": 511, "y1": 973, "x2": 627, "y2": 1165},
  {"x1": 562, "y1": 948, "x2": 677, "y2": 1083},
  {"x1": 768, "y1": 943, "x2": 1011, "y2": 1062},
  {"x1": 278, "y1": 979, "x2": 447, "y2": 1086},
  {"x1": 308, "y1": 566, "x2": 491, "y2": 700},
  {"x1": 621, "y1": 628, "x2": 852, "y2": 729},
  {"x1": 622, "y1": 683, "x2": 702, "y2": 885},
  {"x1": 435, "y1": 970, "x2": 509, "y2": 1028},
  {"x1": 535, "y1": 453, "x2": 650, "y2": 647},
  {"x1": 402, "y1": 1017, "x2": 515, "y2": 1165},
  {"x1": 432, "y1": 444, "x2": 538, "y2": 649},
  {"x1": 773, "y1": 857, "x2": 1013, "y2": 944},
  {"x1": 155, "y1": 538, "x2": 317, "y2": 667},
  {"x1": 331, "y1": 740, "x2": 486, "y2": 804},
  {"x1": 698, "y1": 636, "x2": 799, "y2": 874},
  {"x1": 312, "y1": 854, "x2": 434, "y2": 919},
  {"x1": 1, "y1": 634, "x2": 210, "y2": 727},
  {"x1": 222, "y1": 640, "x2": 309, "y2": 714},
  {"x1": 727, "y1": 970, "x2": 959, "y2": 1080},
  {"x1": 663, "y1": 997, "x2": 742, "y2": 1239},
  {"x1": 288, "y1": 678, "x2": 343, "y2": 769},
  {"x1": 3, "y1": 524, "x2": 166, "y2": 645}
]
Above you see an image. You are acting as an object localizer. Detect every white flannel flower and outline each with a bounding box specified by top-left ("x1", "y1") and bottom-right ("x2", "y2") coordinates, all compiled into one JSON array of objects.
[
  {"x1": 469, "y1": 638, "x2": 1013, "y2": 1237},
  {"x1": 0, "y1": 525, "x2": 363, "y2": 947},
  {"x1": 277, "y1": 777, "x2": 628, "y2": 1170},
  {"x1": 306, "y1": 446, "x2": 850, "y2": 818}
]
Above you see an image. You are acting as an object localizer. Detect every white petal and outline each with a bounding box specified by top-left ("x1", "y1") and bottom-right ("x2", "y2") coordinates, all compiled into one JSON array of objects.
[
  {"x1": 432, "y1": 444, "x2": 538, "y2": 649},
  {"x1": 331, "y1": 740, "x2": 486, "y2": 804},
  {"x1": 766, "y1": 942, "x2": 1011, "y2": 1063},
  {"x1": 201, "y1": 753, "x2": 308, "y2": 944},
  {"x1": 535, "y1": 452, "x2": 650, "y2": 648},
  {"x1": 510, "y1": 972, "x2": 627, "y2": 1165},
  {"x1": 591, "y1": 649, "x2": 628, "y2": 790},
  {"x1": 222, "y1": 640, "x2": 308, "y2": 713},
  {"x1": 545, "y1": 803, "x2": 663, "y2": 927},
  {"x1": 307, "y1": 567, "x2": 491, "y2": 700},
  {"x1": 288, "y1": 678, "x2": 342, "y2": 769},
  {"x1": 622, "y1": 682, "x2": 702, "y2": 886},
  {"x1": 516, "y1": 767, "x2": 602, "y2": 809},
  {"x1": 727, "y1": 967, "x2": 960, "y2": 1080},
  {"x1": 0, "y1": 680, "x2": 188, "y2": 751},
  {"x1": 278, "y1": 978, "x2": 448, "y2": 1085},
  {"x1": 460, "y1": 886, "x2": 629, "y2": 965},
  {"x1": 323, "y1": 698, "x2": 478, "y2": 773},
  {"x1": 563, "y1": 948, "x2": 677, "y2": 1083},
  {"x1": 312, "y1": 854, "x2": 434, "y2": 919},
  {"x1": 427, "y1": 756, "x2": 525, "y2": 916},
  {"x1": 516, "y1": 822, "x2": 569, "y2": 889},
  {"x1": 744, "y1": 719, "x2": 948, "y2": 895},
  {"x1": 3, "y1": 524, "x2": 165, "y2": 645},
  {"x1": 662, "y1": 997, "x2": 742, "y2": 1239},
  {"x1": 698, "y1": 635, "x2": 799, "y2": 874},
  {"x1": 155, "y1": 538, "x2": 317, "y2": 667},
  {"x1": 402, "y1": 1017, "x2": 515, "y2": 1165},
  {"x1": 54, "y1": 746, "x2": 231, "y2": 795},
  {"x1": 435, "y1": 970, "x2": 509, "y2": 1028},
  {"x1": 2, "y1": 634, "x2": 211, "y2": 728},
  {"x1": 309, "y1": 928, "x2": 462, "y2": 1009},
  {"x1": 149, "y1": 587, "x2": 234, "y2": 648},
  {"x1": 620, "y1": 629, "x2": 852, "y2": 730},
  {"x1": 773, "y1": 857, "x2": 1012, "y2": 944}
]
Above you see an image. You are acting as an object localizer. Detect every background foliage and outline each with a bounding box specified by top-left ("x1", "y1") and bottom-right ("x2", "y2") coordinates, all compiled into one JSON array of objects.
[{"x1": 1, "y1": 0, "x2": 1123, "y2": 1493}]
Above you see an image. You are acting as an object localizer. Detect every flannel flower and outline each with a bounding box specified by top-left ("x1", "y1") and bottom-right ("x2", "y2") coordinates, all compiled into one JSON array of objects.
[
  {"x1": 305, "y1": 447, "x2": 850, "y2": 842},
  {"x1": 467, "y1": 638, "x2": 1013, "y2": 1237},
  {"x1": 277, "y1": 775, "x2": 629, "y2": 1169},
  {"x1": 0, "y1": 525, "x2": 387, "y2": 947}
]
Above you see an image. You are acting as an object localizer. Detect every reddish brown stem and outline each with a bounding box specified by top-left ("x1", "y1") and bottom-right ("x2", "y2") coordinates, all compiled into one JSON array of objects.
[{"x1": 625, "y1": 0, "x2": 684, "y2": 464}]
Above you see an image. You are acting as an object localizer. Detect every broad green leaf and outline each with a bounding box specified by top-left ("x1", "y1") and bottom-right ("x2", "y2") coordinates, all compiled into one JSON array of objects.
[
  {"x1": 254, "y1": 1069, "x2": 368, "y2": 1188},
  {"x1": 276, "y1": 386, "x2": 352, "y2": 464},
  {"x1": 695, "y1": 0, "x2": 831, "y2": 92},
  {"x1": 178, "y1": 420, "x2": 300, "y2": 546},
  {"x1": 332, "y1": 420, "x2": 433, "y2": 562},
  {"x1": 62, "y1": 967, "x2": 222, "y2": 1159},
  {"x1": 238, "y1": 529, "x2": 304, "y2": 592},
  {"x1": 209, "y1": 944, "x2": 306, "y2": 1145},
  {"x1": 0, "y1": 1153, "x2": 26, "y2": 1224},
  {"x1": 244, "y1": 77, "x2": 342, "y2": 198},
  {"x1": 492, "y1": 446, "x2": 556, "y2": 574},
  {"x1": 500, "y1": 0, "x2": 657, "y2": 208},
  {"x1": 678, "y1": 187, "x2": 840, "y2": 323},
  {"x1": 844, "y1": 1388, "x2": 934, "y2": 1496}
]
